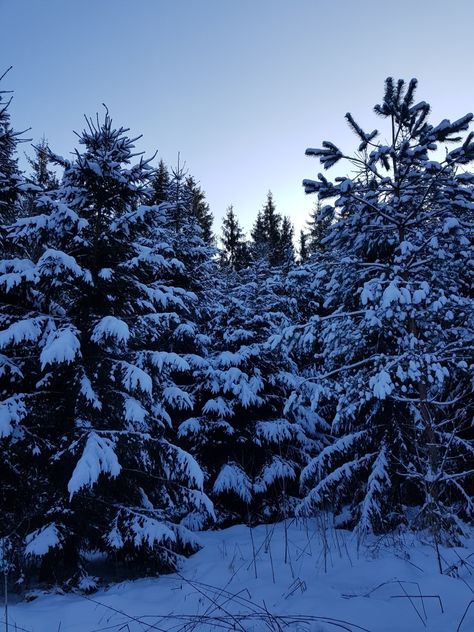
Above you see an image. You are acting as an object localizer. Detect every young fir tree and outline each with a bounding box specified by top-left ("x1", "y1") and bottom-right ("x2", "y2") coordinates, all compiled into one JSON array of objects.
[
  {"x1": 298, "y1": 230, "x2": 309, "y2": 263},
  {"x1": 291, "y1": 78, "x2": 474, "y2": 544},
  {"x1": 164, "y1": 162, "x2": 194, "y2": 234},
  {"x1": 150, "y1": 158, "x2": 170, "y2": 205},
  {"x1": 220, "y1": 204, "x2": 250, "y2": 271},
  {"x1": 179, "y1": 261, "x2": 322, "y2": 525},
  {"x1": 278, "y1": 215, "x2": 295, "y2": 266},
  {"x1": 0, "y1": 68, "x2": 25, "y2": 226},
  {"x1": 306, "y1": 201, "x2": 331, "y2": 254},
  {"x1": 185, "y1": 175, "x2": 214, "y2": 244},
  {"x1": 251, "y1": 191, "x2": 284, "y2": 266},
  {"x1": 26, "y1": 137, "x2": 59, "y2": 190},
  {"x1": 0, "y1": 113, "x2": 214, "y2": 588}
]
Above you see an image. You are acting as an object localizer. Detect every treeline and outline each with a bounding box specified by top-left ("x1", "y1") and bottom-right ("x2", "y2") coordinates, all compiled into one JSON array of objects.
[{"x1": 0, "y1": 75, "x2": 473, "y2": 590}]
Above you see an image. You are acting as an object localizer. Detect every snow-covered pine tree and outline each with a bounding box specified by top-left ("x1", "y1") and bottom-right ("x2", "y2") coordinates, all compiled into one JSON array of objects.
[
  {"x1": 185, "y1": 175, "x2": 214, "y2": 244},
  {"x1": 162, "y1": 162, "x2": 218, "y2": 342},
  {"x1": 0, "y1": 68, "x2": 26, "y2": 226},
  {"x1": 298, "y1": 230, "x2": 309, "y2": 263},
  {"x1": 250, "y1": 193, "x2": 295, "y2": 267},
  {"x1": 251, "y1": 191, "x2": 283, "y2": 266},
  {"x1": 179, "y1": 259, "x2": 321, "y2": 525},
  {"x1": 21, "y1": 137, "x2": 61, "y2": 220},
  {"x1": 279, "y1": 216, "x2": 295, "y2": 267},
  {"x1": 163, "y1": 161, "x2": 195, "y2": 235},
  {"x1": 0, "y1": 112, "x2": 214, "y2": 587},
  {"x1": 151, "y1": 160, "x2": 214, "y2": 243},
  {"x1": 0, "y1": 73, "x2": 38, "y2": 584},
  {"x1": 306, "y1": 201, "x2": 331, "y2": 255},
  {"x1": 26, "y1": 137, "x2": 59, "y2": 190},
  {"x1": 220, "y1": 204, "x2": 251, "y2": 271},
  {"x1": 292, "y1": 78, "x2": 474, "y2": 543},
  {"x1": 150, "y1": 158, "x2": 170, "y2": 205}
]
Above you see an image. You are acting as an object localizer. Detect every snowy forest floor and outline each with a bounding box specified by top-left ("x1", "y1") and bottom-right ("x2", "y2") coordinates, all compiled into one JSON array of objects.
[{"x1": 7, "y1": 519, "x2": 474, "y2": 632}]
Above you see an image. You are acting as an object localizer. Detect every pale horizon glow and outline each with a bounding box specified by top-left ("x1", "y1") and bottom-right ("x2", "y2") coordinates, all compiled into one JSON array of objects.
[{"x1": 3, "y1": 0, "x2": 474, "y2": 239}]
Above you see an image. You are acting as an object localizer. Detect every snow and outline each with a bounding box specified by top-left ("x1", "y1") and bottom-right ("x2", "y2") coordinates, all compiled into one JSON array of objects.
[
  {"x1": 79, "y1": 375, "x2": 102, "y2": 410},
  {"x1": 202, "y1": 394, "x2": 235, "y2": 417},
  {"x1": 0, "y1": 317, "x2": 45, "y2": 348},
  {"x1": 0, "y1": 395, "x2": 27, "y2": 437},
  {"x1": 40, "y1": 326, "x2": 81, "y2": 369},
  {"x1": 254, "y1": 457, "x2": 297, "y2": 491},
  {"x1": 150, "y1": 351, "x2": 190, "y2": 372},
  {"x1": 213, "y1": 463, "x2": 252, "y2": 502},
  {"x1": 8, "y1": 520, "x2": 474, "y2": 632},
  {"x1": 168, "y1": 442, "x2": 205, "y2": 490},
  {"x1": 37, "y1": 249, "x2": 92, "y2": 284},
  {"x1": 129, "y1": 515, "x2": 176, "y2": 548},
  {"x1": 24, "y1": 524, "x2": 61, "y2": 557},
  {"x1": 255, "y1": 419, "x2": 295, "y2": 443},
  {"x1": 369, "y1": 369, "x2": 393, "y2": 399},
  {"x1": 98, "y1": 267, "x2": 113, "y2": 280},
  {"x1": 120, "y1": 361, "x2": 153, "y2": 394},
  {"x1": 162, "y1": 385, "x2": 193, "y2": 410},
  {"x1": 91, "y1": 316, "x2": 130, "y2": 344},
  {"x1": 68, "y1": 432, "x2": 121, "y2": 498},
  {"x1": 124, "y1": 396, "x2": 147, "y2": 425}
]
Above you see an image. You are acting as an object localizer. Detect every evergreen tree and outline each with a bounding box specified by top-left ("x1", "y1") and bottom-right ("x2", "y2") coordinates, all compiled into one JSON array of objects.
[
  {"x1": 180, "y1": 263, "x2": 321, "y2": 525},
  {"x1": 150, "y1": 159, "x2": 170, "y2": 205},
  {"x1": 186, "y1": 175, "x2": 214, "y2": 244},
  {"x1": 298, "y1": 230, "x2": 309, "y2": 263},
  {"x1": 0, "y1": 68, "x2": 25, "y2": 225},
  {"x1": 26, "y1": 137, "x2": 59, "y2": 190},
  {"x1": 306, "y1": 201, "x2": 331, "y2": 254},
  {"x1": 292, "y1": 78, "x2": 474, "y2": 543},
  {"x1": 0, "y1": 113, "x2": 213, "y2": 587},
  {"x1": 164, "y1": 162, "x2": 194, "y2": 233},
  {"x1": 251, "y1": 191, "x2": 288, "y2": 266},
  {"x1": 250, "y1": 209, "x2": 267, "y2": 260},
  {"x1": 278, "y1": 215, "x2": 295, "y2": 266},
  {"x1": 220, "y1": 204, "x2": 250, "y2": 271}
]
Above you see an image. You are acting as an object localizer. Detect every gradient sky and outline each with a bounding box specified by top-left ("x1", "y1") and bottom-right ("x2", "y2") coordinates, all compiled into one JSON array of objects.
[{"x1": 3, "y1": 0, "x2": 474, "y2": 238}]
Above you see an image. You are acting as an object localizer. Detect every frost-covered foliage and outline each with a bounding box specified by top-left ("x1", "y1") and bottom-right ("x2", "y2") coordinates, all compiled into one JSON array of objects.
[
  {"x1": 2, "y1": 75, "x2": 472, "y2": 592},
  {"x1": 290, "y1": 78, "x2": 474, "y2": 541},
  {"x1": 0, "y1": 113, "x2": 214, "y2": 586},
  {"x1": 180, "y1": 261, "x2": 323, "y2": 525}
]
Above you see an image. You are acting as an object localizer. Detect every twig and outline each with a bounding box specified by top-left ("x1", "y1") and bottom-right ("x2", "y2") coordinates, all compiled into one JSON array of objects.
[{"x1": 457, "y1": 599, "x2": 474, "y2": 632}]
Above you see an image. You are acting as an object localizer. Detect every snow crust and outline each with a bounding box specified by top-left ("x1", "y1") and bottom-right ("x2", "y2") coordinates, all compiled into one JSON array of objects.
[{"x1": 9, "y1": 520, "x2": 474, "y2": 632}]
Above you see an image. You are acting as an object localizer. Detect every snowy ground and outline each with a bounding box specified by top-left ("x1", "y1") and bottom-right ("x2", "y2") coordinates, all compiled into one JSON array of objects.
[{"x1": 6, "y1": 519, "x2": 474, "y2": 632}]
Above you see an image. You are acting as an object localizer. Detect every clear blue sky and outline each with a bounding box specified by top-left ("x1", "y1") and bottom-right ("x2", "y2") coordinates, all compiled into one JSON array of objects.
[{"x1": 3, "y1": 0, "x2": 474, "y2": 238}]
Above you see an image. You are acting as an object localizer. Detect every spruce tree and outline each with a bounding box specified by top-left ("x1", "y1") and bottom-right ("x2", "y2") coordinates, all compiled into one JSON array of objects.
[
  {"x1": 306, "y1": 201, "x2": 331, "y2": 254},
  {"x1": 186, "y1": 175, "x2": 214, "y2": 244},
  {"x1": 250, "y1": 209, "x2": 267, "y2": 260},
  {"x1": 180, "y1": 263, "x2": 320, "y2": 525},
  {"x1": 278, "y1": 215, "x2": 295, "y2": 266},
  {"x1": 292, "y1": 78, "x2": 474, "y2": 543},
  {"x1": 250, "y1": 191, "x2": 288, "y2": 266},
  {"x1": 150, "y1": 158, "x2": 170, "y2": 205},
  {"x1": 0, "y1": 112, "x2": 213, "y2": 587},
  {"x1": 221, "y1": 204, "x2": 250, "y2": 271},
  {"x1": 164, "y1": 162, "x2": 194, "y2": 234},
  {"x1": 0, "y1": 68, "x2": 25, "y2": 225},
  {"x1": 26, "y1": 137, "x2": 59, "y2": 190},
  {"x1": 298, "y1": 230, "x2": 309, "y2": 263}
]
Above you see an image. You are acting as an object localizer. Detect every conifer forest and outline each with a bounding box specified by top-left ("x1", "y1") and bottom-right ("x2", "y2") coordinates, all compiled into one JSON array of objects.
[{"x1": 1, "y1": 63, "x2": 473, "y2": 632}]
